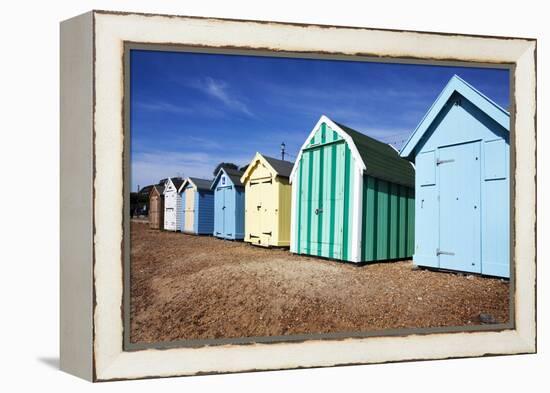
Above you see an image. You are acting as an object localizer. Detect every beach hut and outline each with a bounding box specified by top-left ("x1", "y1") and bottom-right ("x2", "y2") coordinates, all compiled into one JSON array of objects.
[
  {"x1": 240, "y1": 153, "x2": 293, "y2": 247},
  {"x1": 178, "y1": 177, "x2": 215, "y2": 235},
  {"x1": 211, "y1": 167, "x2": 246, "y2": 240},
  {"x1": 148, "y1": 184, "x2": 165, "y2": 230},
  {"x1": 400, "y1": 75, "x2": 510, "y2": 278},
  {"x1": 290, "y1": 115, "x2": 415, "y2": 263},
  {"x1": 163, "y1": 177, "x2": 184, "y2": 231}
]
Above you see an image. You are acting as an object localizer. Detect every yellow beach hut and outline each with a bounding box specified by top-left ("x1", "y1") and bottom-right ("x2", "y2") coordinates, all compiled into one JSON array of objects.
[{"x1": 240, "y1": 153, "x2": 293, "y2": 247}]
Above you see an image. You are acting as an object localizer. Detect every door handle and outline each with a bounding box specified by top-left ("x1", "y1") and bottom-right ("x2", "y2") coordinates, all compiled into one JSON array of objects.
[{"x1": 315, "y1": 208, "x2": 323, "y2": 215}]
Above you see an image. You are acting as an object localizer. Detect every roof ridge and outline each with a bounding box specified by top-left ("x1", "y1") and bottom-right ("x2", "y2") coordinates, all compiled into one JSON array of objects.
[
  {"x1": 451, "y1": 74, "x2": 509, "y2": 115},
  {"x1": 334, "y1": 121, "x2": 394, "y2": 150},
  {"x1": 263, "y1": 154, "x2": 293, "y2": 164}
]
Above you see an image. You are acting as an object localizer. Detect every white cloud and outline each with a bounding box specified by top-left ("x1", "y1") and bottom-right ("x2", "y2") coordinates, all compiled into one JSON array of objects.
[
  {"x1": 135, "y1": 101, "x2": 190, "y2": 114},
  {"x1": 182, "y1": 77, "x2": 254, "y2": 117},
  {"x1": 134, "y1": 99, "x2": 227, "y2": 118}
]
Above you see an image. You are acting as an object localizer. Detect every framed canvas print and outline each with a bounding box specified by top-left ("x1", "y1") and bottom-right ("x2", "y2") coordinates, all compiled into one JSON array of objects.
[{"x1": 60, "y1": 10, "x2": 537, "y2": 382}]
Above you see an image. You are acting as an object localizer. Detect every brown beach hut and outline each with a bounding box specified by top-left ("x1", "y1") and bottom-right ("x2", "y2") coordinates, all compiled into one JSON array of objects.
[{"x1": 148, "y1": 184, "x2": 165, "y2": 230}]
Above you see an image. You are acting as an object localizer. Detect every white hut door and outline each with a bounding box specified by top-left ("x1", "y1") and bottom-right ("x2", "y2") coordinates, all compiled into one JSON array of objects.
[
  {"x1": 165, "y1": 192, "x2": 176, "y2": 230},
  {"x1": 438, "y1": 141, "x2": 481, "y2": 273}
]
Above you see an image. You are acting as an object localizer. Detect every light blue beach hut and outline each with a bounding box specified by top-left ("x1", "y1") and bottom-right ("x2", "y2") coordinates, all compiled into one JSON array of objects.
[
  {"x1": 400, "y1": 75, "x2": 510, "y2": 278},
  {"x1": 178, "y1": 177, "x2": 215, "y2": 235},
  {"x1": 211, "y1": 167, "x2": 246, "y2": 240}
]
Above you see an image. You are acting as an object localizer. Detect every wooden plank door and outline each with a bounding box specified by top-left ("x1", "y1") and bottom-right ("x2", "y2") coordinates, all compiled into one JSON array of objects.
[
  {"x1": 223, "y1": 186, "x2": 233, "y2": 238},
  {"x1": 164, "y1": 192, "x2": 177, "y2": 230},
  {"x1": 184, "y1": 189, "x2": 195, "y2": 233},
  {"x1": 149, "y1": 196, "x2": 158, "y2": 228},
  {"x1": 299, "y1": 142, "x2": 345, "y2": 259},
  {"x1": 214, "y1": 187, "x2": 224, "y2": 237},
  {"x1": 259, "y1": 180, "x2": 272, "y2": 246},
  {"x1": 438, "y1": 141, "x2": 481, "y2": 273},
  {"x1": 414, "y1": 150, "x2": 438, "y2": 267},
  {"x1": 307, "y1": 148, "x2": 321, "y2": 255},
  {"x1": 247, "y1": 182, "x2": 261, "y2": 244}
]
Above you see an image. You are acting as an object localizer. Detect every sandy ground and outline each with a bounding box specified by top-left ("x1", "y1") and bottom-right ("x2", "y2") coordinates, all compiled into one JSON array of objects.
[{"x1": 130, "y1": 221, "x2": 509, "y2": 344}]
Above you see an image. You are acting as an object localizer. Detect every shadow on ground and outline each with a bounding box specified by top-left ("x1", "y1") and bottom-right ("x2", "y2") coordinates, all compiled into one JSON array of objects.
[{"x1": 37, "y1": 357, "x2": 59, "y2": 370}]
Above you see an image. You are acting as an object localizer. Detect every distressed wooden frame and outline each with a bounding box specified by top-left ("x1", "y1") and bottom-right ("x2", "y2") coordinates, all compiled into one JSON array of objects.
[{"x1": 60, "y1": 10, "x2": 537, "y2": 382}]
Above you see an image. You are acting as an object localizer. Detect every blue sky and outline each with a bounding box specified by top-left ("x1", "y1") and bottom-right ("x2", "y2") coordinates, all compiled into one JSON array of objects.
[{"x1": 130, "y1": 50, "x2": 509, "y2": 190}]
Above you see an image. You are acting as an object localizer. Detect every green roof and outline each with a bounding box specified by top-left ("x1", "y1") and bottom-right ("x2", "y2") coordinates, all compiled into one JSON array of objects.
[{"x1": 335, "y1": 121, "x2": 415, "y2": 188}]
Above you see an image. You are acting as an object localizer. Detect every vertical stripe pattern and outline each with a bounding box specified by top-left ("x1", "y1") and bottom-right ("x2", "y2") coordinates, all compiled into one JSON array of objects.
[
  {"x1": 361, "y1": 175, "x2": 415, "y2": 261},
  {"x1": 293, "y1": 122, "x2": 415, "y2": 263}
]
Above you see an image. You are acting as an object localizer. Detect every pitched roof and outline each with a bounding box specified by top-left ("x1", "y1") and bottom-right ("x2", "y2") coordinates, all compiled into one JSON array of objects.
[
  {"x1": 180, "y1": 177, "x2": 213, "y2": 192},
  {"x1": 149, "y1": 184, "x2": 165, "y2": 196},
  {"x1": 222, "y1": 167, "x2": 245, "y2": 185},
  {"x1": 290, "y1": 115, "x2": 414, "y2": 188},
  {"x1": 263, "y1": 155, "x2": 294, "y2": 178},
  {"x1": 240, "y1": 152, "x2": 294, "y2": 183},
  {"x1": 400, "y1": 75, "x2": 510, "y2": 159},
  {"x1": 169, "y1": 177, "x2": 184, "y2": 190},
  {"x1": 138, "y1": 184, "x2": 155, "y2": 195},
  {"x1": 211, "y1": 167, "x2": 245, "y2": 189},
  {"x1": 160, "y1": 177, "x2": 183, "y2": 194},
  {"x1": 336, "y1": 122, "x2": 414, "y2": 187}
]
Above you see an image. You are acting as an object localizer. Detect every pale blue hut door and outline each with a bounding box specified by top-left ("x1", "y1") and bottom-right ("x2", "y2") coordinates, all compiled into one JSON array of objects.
[
  {"x1": 222, "y1": 186, "x2": 232, "y2": 237},
  {"x1": 221, "y1": 187, "x2": 226, "y2": 236},
  {"x1": 438, "y1": 141, "x2": 481, "y2": 273},
  {"x1": 214, "y1": 186, "x2": 225, "y2": 237}
]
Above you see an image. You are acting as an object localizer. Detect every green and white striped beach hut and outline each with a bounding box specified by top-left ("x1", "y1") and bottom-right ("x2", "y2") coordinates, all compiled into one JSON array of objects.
[{"x1": 290, "y1": 115, "x2": 415, "y2": 263}]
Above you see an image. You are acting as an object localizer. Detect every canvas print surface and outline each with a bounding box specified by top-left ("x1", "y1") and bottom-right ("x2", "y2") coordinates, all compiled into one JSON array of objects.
[{"x1": 128, "y1": 49, "x2": 510, "y2": 345}]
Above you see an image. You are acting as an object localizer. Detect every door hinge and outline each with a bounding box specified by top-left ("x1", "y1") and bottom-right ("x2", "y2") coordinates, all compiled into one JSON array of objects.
[
  {"x1": 436, "y1": 248, "x2": 455, "y2": 256},
  {"x1": 436, "y1": 158, "x2": 455, "y2": 165}
]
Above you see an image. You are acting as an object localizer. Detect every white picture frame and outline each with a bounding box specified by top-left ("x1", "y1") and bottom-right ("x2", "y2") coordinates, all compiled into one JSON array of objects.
[{"x1": 60, "y1": 10, "x2": 536, "y2": 381}]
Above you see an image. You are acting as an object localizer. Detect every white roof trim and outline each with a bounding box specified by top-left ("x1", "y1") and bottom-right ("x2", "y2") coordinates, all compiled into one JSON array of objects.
[
  {"x1": 163, "y1": 178, "x2": 177, "y2": 195},
  {"x1": 177, "y1": 178, "x2": 196, "y2": 193},
  {"x1": 240, "y1": 152, "x2": 278, "y2": 184},
  {"x1": 400, "y1": 75, "x2": 510, "y2": 159},
  {"x1": 289, "y1": 115, "x2": 367, "y2": 183}
]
